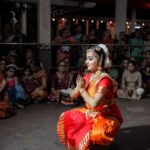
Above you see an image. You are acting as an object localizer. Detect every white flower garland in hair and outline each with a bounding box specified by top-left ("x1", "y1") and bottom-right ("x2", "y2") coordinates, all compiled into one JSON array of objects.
[
  {"x1": 98, "y1": 44, "x2": 111, "y2": 68},
  {"x1": 98, "y1": 44, "x2": 108, "y2": 55}
]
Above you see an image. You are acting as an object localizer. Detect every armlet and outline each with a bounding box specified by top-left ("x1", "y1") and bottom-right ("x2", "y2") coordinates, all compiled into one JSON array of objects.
[{"x1": 96, "y1": 86, "x2": 108, "y2": 95}]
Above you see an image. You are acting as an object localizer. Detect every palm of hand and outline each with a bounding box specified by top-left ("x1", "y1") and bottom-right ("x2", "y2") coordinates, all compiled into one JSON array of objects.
[{"x1": 76, "y1": 74, "x2": 85, "y2": 89}]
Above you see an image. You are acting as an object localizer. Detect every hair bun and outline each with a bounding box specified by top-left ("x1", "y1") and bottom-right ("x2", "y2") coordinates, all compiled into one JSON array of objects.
[
  {"x1": 98, "y1": 44, "x2": 109, "y2": 56},
  {"x1": 98, "y1": 44, "x2": 111, "y2": 68}
]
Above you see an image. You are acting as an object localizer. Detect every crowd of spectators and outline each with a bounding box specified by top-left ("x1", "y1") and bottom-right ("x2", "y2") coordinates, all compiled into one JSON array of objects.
[{"x1": 0, "y1": 17, "x2": 150, "y2": 119}]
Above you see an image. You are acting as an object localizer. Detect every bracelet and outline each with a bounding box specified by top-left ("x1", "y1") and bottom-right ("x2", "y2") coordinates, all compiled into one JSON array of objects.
[
  {"x1": 72, "y1": 88, "x2": 79, "y2": 95},
  {"x1": 79, "y1": 88, "x2": 85, "y2": 94}
]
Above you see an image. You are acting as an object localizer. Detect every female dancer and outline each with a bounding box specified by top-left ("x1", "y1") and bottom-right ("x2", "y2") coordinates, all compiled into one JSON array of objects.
[{"x1": 57, "y1": 44, "x2": 123, "y2": 150}]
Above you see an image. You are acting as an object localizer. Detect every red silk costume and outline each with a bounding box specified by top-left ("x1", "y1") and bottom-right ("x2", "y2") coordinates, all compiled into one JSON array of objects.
[
  {"x1": 0, "y1": 75, "x2": 11, "y2": 119},
  {"x1": 57, "y1": 72, "x2": 123, "y2": 150}
]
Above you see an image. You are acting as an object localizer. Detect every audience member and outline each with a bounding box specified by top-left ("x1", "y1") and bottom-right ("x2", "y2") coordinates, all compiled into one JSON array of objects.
[
  {"x1": 30, "y1": 59, "x2": 48, "y2": 103},
  {"x1": 48, "y1": 60, "x2": 75, "y2": 104},
  {"x1": 0, "y1": 57, "x2": 7, "y2": 74},
  {"x1": 22, "y1": 67, "x2": 36, "y2": 101},
  {"x1": 0, "y1": 70, "x2": 12, "y2": 119},
  {"x1": 5, "y1": 64, "x2": 26, "y2": 109},
  {"x1": 12, "y1": 23, "x2": 29, "y2": 43},
  {"x1": 129, "y1": 30, "x2": 144, "y2": 64},
  {"x1": 107, "y1": 61, "x2": 118, "y2": 80},
  {"x1": 118, "y1": 61, "x2": 144, "y2": 100}
]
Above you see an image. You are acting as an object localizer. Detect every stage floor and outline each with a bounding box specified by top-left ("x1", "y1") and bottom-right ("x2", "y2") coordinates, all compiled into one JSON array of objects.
[{"x1": 0, "y1": 98, "x2": 150, "y2": 150}]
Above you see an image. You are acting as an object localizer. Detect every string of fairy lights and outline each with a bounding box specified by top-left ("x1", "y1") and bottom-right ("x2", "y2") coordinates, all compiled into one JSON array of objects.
[{"x1": 51, "y1": 17, "x2": 149, "y2": 29}]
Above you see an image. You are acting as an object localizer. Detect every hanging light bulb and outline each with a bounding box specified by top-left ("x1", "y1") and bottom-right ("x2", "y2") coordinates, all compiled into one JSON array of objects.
[
  {"x1": 52, "y1": 18, "x2": 55, "y2": 21},
  {"x1": 100, "y1": 20, "x2": 104, "y2": 23},
  {"x1": 82, "y1": 19, "x2": 85, "y2": 22},
  {"x1": 109, "y1": 21, "x2": 112, "y2": 24},
  {"x1": 62, "y1": 18, "x2": 65, "y2": 21},
  {"x1": 91, "y1": 20, "x2": 94, "y2": 23}
]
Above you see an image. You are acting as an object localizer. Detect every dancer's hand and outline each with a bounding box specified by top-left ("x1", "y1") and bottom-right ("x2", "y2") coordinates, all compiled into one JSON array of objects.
[{"x1": 76, "y1": 74, "x2": 85, "y2": 90}]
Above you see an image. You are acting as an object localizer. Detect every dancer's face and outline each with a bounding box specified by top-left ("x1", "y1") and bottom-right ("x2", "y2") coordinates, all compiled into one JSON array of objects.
[{"x1": 85, "y1": 51, "x2": 99, "y2": 72}]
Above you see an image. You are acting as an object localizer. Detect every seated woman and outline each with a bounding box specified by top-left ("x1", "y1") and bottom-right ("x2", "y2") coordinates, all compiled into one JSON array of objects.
[
  {"x1": 118, "y1": 61, "x2": 144, "y2": 100},
  {"x1": 48, "y1": 60, "x2": 76, "y2": 105},
  {"x1": 30, "y1": 59, "x2": 48, "y2": 103},
  {"x1": 0, "y1": 70, "x2": 12, "y2": 119},
  {"x1": 57, "y1": 44, "x2": 123, "y2": 150}
]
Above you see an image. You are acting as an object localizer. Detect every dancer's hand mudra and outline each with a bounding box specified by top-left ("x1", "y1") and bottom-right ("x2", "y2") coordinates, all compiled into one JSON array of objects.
[{"x1": 76, "y1": 74, "x2": 85, "y2": 90}]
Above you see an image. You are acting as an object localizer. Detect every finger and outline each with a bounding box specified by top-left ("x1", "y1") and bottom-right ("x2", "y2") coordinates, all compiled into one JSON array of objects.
[
  {"x1": 77, "y1": 73, "x2": 82, "y2": 79},
  {"x1": 77, "y1": 75, "x2": 81, "y2": 82},
  {"x1": 77, "y1": 74, "x2": 80, "y2": 80},
  {"x1": 79, "y1": 75, "x2": 82, "y2": 80},
  {"x1": 77, "y1": 73, "x2": 81, "y2": 77},
  {"x1": 76, "y1": 78, "x2": 79, "y2": 85}
]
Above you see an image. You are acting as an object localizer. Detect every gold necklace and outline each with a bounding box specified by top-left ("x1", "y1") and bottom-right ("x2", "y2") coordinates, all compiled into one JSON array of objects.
[{"x1": 90, "y1": 70, "x2": 102, "y2": 82}]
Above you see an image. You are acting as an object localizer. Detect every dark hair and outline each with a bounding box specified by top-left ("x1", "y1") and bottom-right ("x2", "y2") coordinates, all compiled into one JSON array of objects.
[
  {"x1": 128, "y1": 60, "x2": 136, "y2": 67},
  {"x1": 30, "y1": 59, "x2": 41, "y2": 68},
  {"x1": 58, "y1": 28, "x2": 69, "y2": 37},
  {"x1": 0, "y1": 56, "x2": 7, "y2": 62},
  {"x1": 24, "y1": 66, "x2": 33, "y2": 74},
  {"x1": 89, "y1": 45, "x2": 106, "y2": 68},
  {"x1": 57, "y1": 59, "x2": 67, "y2": 66}
]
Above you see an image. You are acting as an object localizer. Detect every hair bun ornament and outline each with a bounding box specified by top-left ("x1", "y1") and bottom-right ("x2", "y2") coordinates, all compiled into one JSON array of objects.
[
  {"x1": 98, "y1": 44, "x2": 109, "y2": 55},
  {"x1": 104, "y1": 56, "x2": 111, "y2": 68},
  {"x1": 98, "y1": 44, "x2": 111, "y2": 68}
]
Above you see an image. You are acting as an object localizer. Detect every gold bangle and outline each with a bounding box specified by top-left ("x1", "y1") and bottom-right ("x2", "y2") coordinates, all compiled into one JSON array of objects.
[
  {"x1": 79, "y1": 88, "x2": 85, "y2": 94},
  {"x1": 72, "y1": 88, "x2": 79, "y2": 95}
]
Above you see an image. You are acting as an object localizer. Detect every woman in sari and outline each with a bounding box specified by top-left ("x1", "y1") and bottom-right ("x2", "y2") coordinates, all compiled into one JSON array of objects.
[
  {"x1": 0, "y1": 57, "x2": 12, "y2": 118},
  {"x1": 0, "y1": 71, "x2": 11, "y2": 119},
  {"x1": 48, "y1": 60, "x2": 75, "y2": 104},
  {"x1": 30, "y1": 59, "x2": 48, "y2": 103},
  {"x1": 57, "y1": 44, "x2": 123, "y2": 150}
]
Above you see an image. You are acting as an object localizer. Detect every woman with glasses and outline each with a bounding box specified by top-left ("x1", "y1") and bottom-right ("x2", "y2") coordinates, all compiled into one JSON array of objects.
[{"x1": 48, "y1": 60, "x2": 75, "y2": 104}]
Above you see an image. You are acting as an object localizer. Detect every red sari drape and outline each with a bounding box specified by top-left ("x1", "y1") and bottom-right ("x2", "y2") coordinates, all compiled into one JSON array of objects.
[
  {"x1": 0, "y1": 75, "x2": 11, "y2": 119},
  {"x1": 57, "y1": 72, "x2": 123, "y2": 150}
]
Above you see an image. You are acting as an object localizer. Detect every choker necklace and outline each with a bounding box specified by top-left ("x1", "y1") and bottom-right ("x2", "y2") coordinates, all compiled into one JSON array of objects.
[{"x1": 90, "y1": 70, "x2": 102, "y2": 82}]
